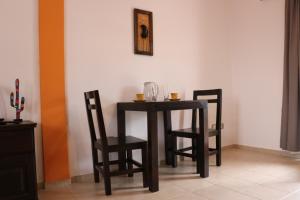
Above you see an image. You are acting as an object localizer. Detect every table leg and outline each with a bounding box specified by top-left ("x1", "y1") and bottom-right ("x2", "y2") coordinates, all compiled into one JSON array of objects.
[
  {"x1": 198, "y1": 107, "x2": 209, "y2": 177},
  {"x1": 147, "y1": 111, "x2": 159, "y2": 192},
  {"x1": 117, "y1": 109, "x2": 126, "y2": 170},
  {"x1": 163, "y1": 111, "x2": 172, "y2": 165}
]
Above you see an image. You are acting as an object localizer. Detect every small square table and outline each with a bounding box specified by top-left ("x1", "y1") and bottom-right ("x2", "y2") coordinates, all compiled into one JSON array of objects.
[{"x1": 117, "y1": 100, "x2": 209, "y2": 192}]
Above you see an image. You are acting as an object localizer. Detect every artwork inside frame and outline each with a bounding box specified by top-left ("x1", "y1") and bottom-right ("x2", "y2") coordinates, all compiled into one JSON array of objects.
[{"x1": 134, "y1": 8, "x2": 153, "y2": 56}]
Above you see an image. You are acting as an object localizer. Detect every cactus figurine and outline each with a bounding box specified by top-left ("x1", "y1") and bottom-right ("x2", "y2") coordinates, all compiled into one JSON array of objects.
[{"x1": 10, "y1": 79, "x2": 25, "y2": 122}]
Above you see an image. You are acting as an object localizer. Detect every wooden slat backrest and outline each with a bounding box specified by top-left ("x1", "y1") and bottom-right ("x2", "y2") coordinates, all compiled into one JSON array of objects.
[
  {"x1": 84, "y1": 90, "x2": 108, "y2": 147},
  {"x1": 192, "y1": 89, "x2": 222, "y2": 131}
]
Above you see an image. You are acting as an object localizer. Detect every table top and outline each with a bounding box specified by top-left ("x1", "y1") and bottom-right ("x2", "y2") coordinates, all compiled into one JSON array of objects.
[
  {"x1": 117, "y1": 100, "x2": 208, "y2": 111},
  {"x1": 0, "y1": 120, "x2": 37, "y2": 131}
]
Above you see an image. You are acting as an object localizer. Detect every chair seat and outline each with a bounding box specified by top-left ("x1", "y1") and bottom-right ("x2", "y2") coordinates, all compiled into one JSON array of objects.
[
  {"x1": 95, "y1": 136, "x2": 147, "y2": 151},
  {"x1": 171, "y1": 128, "x2": 219, "y2": 137}
]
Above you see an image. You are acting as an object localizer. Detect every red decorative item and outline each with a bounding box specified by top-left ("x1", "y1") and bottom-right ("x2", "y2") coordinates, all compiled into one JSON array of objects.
[{"x1": 10, "y1": 79, "x2": 25, "y2": 122}]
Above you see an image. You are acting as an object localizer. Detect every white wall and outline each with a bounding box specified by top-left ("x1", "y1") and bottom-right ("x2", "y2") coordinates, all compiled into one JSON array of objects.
[
  {"x1": 0, "y1": 0, "x2": 285, "y2": 180},
  {"x1": 229, "y1": 0, "x2": 285, "y2": 150},
  {"x1": 65, "y1": 0, "x2": 236, "y2": 176},
  {"x1": 0, "y1": 0, "x2": 43, "y2": 182}
]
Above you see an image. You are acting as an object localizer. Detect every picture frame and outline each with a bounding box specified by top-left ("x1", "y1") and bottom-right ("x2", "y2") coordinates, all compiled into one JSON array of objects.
[{"x1": 134, "y1": 8, "x2": 153, "y2": 56}]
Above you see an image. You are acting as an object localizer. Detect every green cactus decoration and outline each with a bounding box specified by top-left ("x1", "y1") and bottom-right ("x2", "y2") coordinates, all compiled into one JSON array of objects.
[{"x1": 10, "y1": 79, "x2": 25, "y2": 122}]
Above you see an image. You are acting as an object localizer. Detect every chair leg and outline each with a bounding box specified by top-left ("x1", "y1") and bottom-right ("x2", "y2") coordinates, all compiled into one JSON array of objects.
[
  {"x1": 196, "y1": 136, "x2": 201, "y2": 174},
  {"x1": 102, "y1": 151, "x2": 112, "y2": 195},
  {"x1": 142, "y1": 144, "x2": 149, "y2": 188},
  {"x1": 171, "y1": 135, "x2": 177, "y2": 168},
  {"x1": 93, "y1": 167, "x2": 100, "y2": 183},
  {"x1": 216, "y1": 134, "x2": 221, "y2": 166},
  {"x1": 127, "y1": 149, "x2": 134, "y2": 177},
  {"x1": 179, "y1": 138, "x2": 184, "y2": 161},
  {"x1": 192, "y1": 138, "x2": 196, "y2": 162},
  {"x1": 92, "y1": 149, "x2": 100, "y2": 183}
]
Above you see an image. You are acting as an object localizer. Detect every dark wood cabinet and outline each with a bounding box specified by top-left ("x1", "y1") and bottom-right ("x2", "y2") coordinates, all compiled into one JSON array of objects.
[{"x1": 0, "y1": 121, "x2": 37, "y2": 200}]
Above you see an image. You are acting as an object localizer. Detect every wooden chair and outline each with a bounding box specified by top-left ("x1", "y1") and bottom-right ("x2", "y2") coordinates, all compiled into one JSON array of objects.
[
  {"x1": 169, "y1": 89, "x2": 222, "y2": 169},
  {"x1": 84, "y1": 90, "x2": 148, "y2": 195}
]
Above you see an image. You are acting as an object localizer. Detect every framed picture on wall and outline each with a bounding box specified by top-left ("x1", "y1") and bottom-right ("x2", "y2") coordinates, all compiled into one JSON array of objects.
[{"x1": 134, "y1": 8, "x2": 153, "y2": 56}]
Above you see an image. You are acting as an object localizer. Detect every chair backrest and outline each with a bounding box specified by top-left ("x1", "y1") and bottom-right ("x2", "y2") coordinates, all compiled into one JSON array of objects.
[
  {"x1": 84, "y1": 90, "x2": 108, "y2": 147},
  {"x1": 192, "y1": 89, "x2": 222, "y2": 131}
]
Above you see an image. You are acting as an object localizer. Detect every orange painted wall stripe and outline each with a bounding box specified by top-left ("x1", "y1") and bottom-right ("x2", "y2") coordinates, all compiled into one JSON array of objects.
[{"x1": 39, "y1": 0, "x2": 70, "y2": 182}]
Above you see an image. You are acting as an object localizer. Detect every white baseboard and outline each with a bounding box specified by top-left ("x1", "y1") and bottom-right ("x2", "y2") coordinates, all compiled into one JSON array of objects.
[
  {"x1": 38, "y1": 179, "x2": 71, "y2": 190},
  {"x1": 234, "y1": 144, "x2": 300, "y2": 159},
  {"x1": 233, "y1": 144, "x2": 284, "y2": 156},
  {"x1": 71, "y1": 173, "x2": 94, "y2": 183}
]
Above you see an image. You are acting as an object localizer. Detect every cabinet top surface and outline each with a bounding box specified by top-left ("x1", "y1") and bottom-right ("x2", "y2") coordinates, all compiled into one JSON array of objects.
[{"x1": 0, "y1": 121, "x2": 37, "y2": 131}]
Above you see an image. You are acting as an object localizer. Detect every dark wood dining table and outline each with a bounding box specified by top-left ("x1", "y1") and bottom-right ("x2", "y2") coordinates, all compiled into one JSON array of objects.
[{"x1": 117, "y1": 100, "x2": 209, "y2": 192}]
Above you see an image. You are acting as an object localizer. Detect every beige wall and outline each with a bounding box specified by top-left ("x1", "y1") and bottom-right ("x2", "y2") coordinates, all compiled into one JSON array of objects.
[
  {"x1": 65, "y1": 0, "x2": 236, "y2": 176},
  {"x1": 0, "y1": 0, "x2": 43, "y2": 182},
  {"x1": 229, "y1": 0, "x2": 285, "y2": 150}
]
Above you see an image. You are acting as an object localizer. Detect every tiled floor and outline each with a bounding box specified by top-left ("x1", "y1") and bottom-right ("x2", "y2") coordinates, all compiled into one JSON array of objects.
[{"x1": 39, "y1": 148, "x2": 300, "y2": 200}]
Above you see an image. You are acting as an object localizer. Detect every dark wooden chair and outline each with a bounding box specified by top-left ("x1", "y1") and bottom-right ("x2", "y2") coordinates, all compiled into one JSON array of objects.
[
  {"x1": 84, "y1": 90, "x2": 148, "y2": 195},
  {"x1": 169, "y1": 89, "x2": 222, "y2": 169}
]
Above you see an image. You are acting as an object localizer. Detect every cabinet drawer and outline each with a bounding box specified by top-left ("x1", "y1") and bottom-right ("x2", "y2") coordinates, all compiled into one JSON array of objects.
[{"x1": 0, "y1": 129, "x2": 34, "y2": 155}]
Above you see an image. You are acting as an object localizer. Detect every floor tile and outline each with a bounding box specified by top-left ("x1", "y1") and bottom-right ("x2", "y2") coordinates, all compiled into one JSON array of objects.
[
  {"x1": 194, "y1": 185, "x2": 258, "y2": 200},
  {"x1": 282, "y1": 190, "x2": 300, "y2": 200},
  {"x1": 238, "y1": 183, "x2": 288, "y2": 200},
  {"x1": 38, "y1": 148, "x2": 300, "y2": 200}
]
